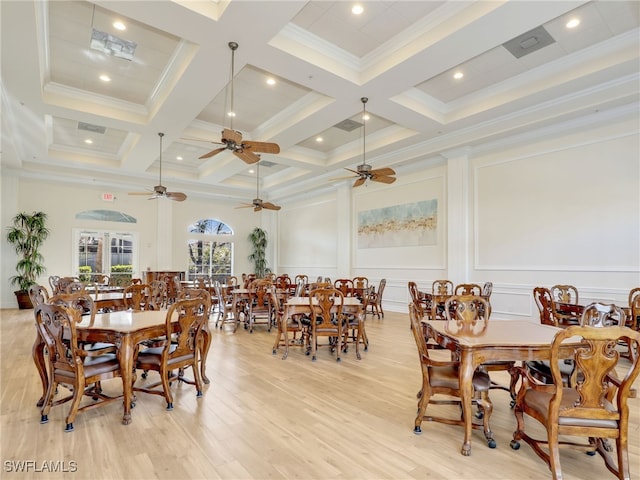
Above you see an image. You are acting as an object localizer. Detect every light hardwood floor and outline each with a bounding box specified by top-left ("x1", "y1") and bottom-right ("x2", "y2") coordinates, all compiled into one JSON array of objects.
[{"x1": 1, "y1": 307, "x2": 638, "y2": 480}]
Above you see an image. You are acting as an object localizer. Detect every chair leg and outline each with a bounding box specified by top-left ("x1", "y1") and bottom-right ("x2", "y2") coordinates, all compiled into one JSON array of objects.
[{"x1": 475, "y1": 391, "x2": 495, "y2": 448}]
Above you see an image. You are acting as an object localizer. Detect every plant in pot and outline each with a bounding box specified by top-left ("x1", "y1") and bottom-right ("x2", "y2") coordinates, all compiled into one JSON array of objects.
[
  {"x1": 6, "y1": 211, "x2": 50, "y2": 309},
  {"x1": 248, "y1": 227, "x2": 269, "y2": 279}
]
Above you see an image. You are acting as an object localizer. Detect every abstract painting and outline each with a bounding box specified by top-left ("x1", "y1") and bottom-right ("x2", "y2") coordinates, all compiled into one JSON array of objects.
[{"x1": 357, "y1": 199, "x2": 438, "y2": 248}]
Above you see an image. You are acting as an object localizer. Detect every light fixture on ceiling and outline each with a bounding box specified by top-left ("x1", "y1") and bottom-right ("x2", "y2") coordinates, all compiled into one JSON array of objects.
[
  {"x1": 566, "y1": 18, "x2": 580, "y2": 28},
  {"x1": 329, "y1": 97, "x2": 397, "y2": 188},
  {"x1": 236, "y1": 160, "x2": 281, "y2": 212},
  {"x1": 113, "y1": 21, "x2": 126, "y2": 31},
  {"x1": 352, "y1": 4, "x2": 364, "y2": 15},
  {"x1": 453, "y1": 71, "x2": 464, "y2": 80}
]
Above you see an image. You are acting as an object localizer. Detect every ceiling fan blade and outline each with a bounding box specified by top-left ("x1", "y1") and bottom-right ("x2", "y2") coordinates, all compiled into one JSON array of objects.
[
  {"x1": 370, "y1": 167, "x2": 395, "y2": 176},
  {"x1": 128, "y1": 191, "x2": 152, "y2": 195},
  {"x1": 181, "y1": 137, "x2": 224, "y2": 146},
  {"x1": 253, "y1": 206, "x2": 263, "y2": 212},
  {"x1": 235, "y1": 203, "x2": 254, "y2": 209},
  {"x1": 328, "y1": 174, "x2": 357, "y2": 181},
  {"x1": 199, "y1": 146, "x2": 227, "y2": 159},
  {"x1": 222, "y1": 128, "x2": 243, "y2": 145},
  {"x1": 262, "y1": 202, "x2": 281, "y2": 211},
  {"x1": 371, "y1": 175, "x2": 396, "y2": 184},
  {"x1": 166, "y1": 192, "x2": 187, "y2": 201},
  {"x1": 353, "y1": 177, "x2": 366, "y2": 187},
  {"x1": 344, "y1": 167, "x2": 360, "y2": 175},
  {"x1": 243, "y1": 140, "x2": 280, "y2": 154},
  {"x1": 233, "y1": 150, "x2": 261, "y2": 164}
]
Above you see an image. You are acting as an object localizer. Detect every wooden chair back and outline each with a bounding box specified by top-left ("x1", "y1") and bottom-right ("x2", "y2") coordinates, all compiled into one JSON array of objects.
[
  {"x1": 55, "y1": 276, "x2": 80, "y2": 294},
  {"x1": 353, "y1": 276, "x2": 369, "y2": 290},
  {"x1": 123, "y1": 283, "x2": 153, "y2": 311},
  {"x1": 49, "y1": 292, "x2": 96, "y2": 324},
  {"x1": 334, "y1": 278, "x2": 354, "y2": 296},
  {"x1": 481, "y1": 282, "x2": 493, "y2": 299},
  {"x1": 550, "y1": 284, "x2": 578, "y2": 304},
  {"x1": 294, "y1": 274, "x2": 308, "y2": 285},
  {"x1": 28, "y1": 284, "x2": 50, "y2": 307},
  {"x1": 408, "y1": 281, "x2": 428, "y2": 317},
  {"x1": 533, "y1": 287, "x2": 557, "y2": 326},
  {"x1": 149, "y1": 280, "x2": 166, "y2": 310},
  {"x1": 580, "y1": 302, "x2": 625, "y2": 327},
  {"x1": 48, "y1": 276, "x2": 60, "y2": 294},
  {"x1": 443, "y1": 294, "x2": 491, "y2": 336},
  {"x1": 432, "y1": 279, "x2": 453, "y2": 295},
  {"x1": 454, "y1": 283, "x2": 482, "y2": 296}
]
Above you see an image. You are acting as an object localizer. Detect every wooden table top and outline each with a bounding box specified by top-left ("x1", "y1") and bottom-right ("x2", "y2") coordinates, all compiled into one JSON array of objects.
[{"x1": 77, "y1": 309, "x2": 174, "y2": 332}]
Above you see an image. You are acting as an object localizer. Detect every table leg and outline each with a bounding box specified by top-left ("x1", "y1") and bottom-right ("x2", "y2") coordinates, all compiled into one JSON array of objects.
[
  {"x1": 282, "y1": 305, "x2": 290, "y2": 359},
  {"x1": 200, "y1": 325, "x2": 211, "y2": 384},
  {"x1": 459, "y1": 349, "x2": 474, "y2": 456},
  {"x1": 117, "y1": 336, "x2": 135, "y2": 425},
  {"x1": 32, "y1": 331, "x2": 48, "y2": 407}
]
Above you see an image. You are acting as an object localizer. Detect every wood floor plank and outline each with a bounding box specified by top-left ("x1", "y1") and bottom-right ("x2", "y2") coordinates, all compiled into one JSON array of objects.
[{"x1": 1, "y1": 307, "x2": 638, "y2": 479}]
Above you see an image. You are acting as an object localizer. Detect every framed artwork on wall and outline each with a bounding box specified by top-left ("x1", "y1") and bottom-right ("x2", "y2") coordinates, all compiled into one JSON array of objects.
[{"x1": 357, "y1": 199, "x2": 438, "y2": 248}]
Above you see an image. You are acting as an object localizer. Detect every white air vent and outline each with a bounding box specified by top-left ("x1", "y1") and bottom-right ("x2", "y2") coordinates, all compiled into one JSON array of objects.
[
  {"x1": 503, "y1": 26, "x2": 555, "y2": 59},
  {"x1": 334, "y1": 119, "x2": 362, "y2": 132},
  {"x1": 78, "y1": 122, "x2": 106, "y2": 134}
]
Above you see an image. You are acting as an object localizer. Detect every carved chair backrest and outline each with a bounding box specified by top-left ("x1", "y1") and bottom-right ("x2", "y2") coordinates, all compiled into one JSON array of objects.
[
  {"x1": 444, "y1": 294, "x2": 491, "y2": 336},
  {"x1": 454, "y1": 283, "x2": 482, "y2": 296},
  {"x1": 432, "y1": 280, "x2": 453, "y2": 295},
  {"x1": 580, "y1": 302, "x2": 625, "y2": 328},
  {"x1": 551, "y1": 284, "x2": 579, "y2": 304},
  {"x1": 533, "y1": 287, "x2": 557, "y2": 326}
]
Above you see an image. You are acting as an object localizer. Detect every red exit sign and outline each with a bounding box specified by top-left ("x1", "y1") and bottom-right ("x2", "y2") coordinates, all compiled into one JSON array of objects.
[{"x1": 102, "y1": 193, "x2": 115, "y2": 202}]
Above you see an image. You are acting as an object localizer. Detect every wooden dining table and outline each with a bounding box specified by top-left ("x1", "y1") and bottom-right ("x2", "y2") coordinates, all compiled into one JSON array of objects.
[
  {"x1": 422, "y1": 319, "x2": 579, "y2": 456},
  {"x1": 274, "y1": 296, "x2": 365, "y2": 359},
  {"x1": 33, "y1": 309, "x2": 177, "y2": 425}
]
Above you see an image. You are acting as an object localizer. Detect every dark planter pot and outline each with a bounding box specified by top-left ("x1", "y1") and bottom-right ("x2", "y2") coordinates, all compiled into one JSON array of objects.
[{"x1": 14, "y1": 290, "x2": 33, "y2": 309}]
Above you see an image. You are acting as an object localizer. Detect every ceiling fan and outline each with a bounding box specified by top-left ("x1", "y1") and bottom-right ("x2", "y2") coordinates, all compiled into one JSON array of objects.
[
  {"x1": 236, "y1": 160, "x2": 281, "y2": 212},
  {"x1": 331, "y1": 97, "x2": 397, "y2": 187},
  {"x1": 198, "y1": 42, "x2": 280, "y2": 164},
  {"x1": 128, "y1": 133, "x2": 187, "y2": 201}
]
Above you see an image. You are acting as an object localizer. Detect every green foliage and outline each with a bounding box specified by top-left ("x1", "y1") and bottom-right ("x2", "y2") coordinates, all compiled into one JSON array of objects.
[
  {"x1": 79, "y1": 265, "x2": 92, "y2": 283},
  {"x1": 248, "y1": 227, "x2": 269, "y2": 278},
  {"x1": 110, "y1": 264, "x2": 133, "y2": 286},
  {"x1": 111, "y1": 264, "x2": 133, "y2": 273},
  {"x1": 6, "y1": 211, "x2": 50, "y2": 292}
]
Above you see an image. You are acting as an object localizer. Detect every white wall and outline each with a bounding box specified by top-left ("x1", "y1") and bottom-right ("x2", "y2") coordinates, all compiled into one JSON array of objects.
[{"x1": 275, "y1": 116, "x2": 640, "y2": 320}]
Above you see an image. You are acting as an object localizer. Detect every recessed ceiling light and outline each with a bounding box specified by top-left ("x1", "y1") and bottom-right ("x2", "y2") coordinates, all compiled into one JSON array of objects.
[
  {"x1": 248, "y1": 169, "x2": 255, "y2": 174},
  {"x1": 84, "y1": 139, "x2": 93, "y2": 144},
  {"x1": 453, "y1": 71, "x2": 464, "y2": 80},
  {"x1": 566, "y1": 18, "x2": 580, "y2": 29},
  {"x1": 113, "y1": 21, "x2": 126, "y2": 31},
  {"x1": 176, "y1": 156, "x2": 183, "y2": 161},
  {"x1": 266, "y1": 77, "x2": 276, "y2": 86},
  {"x1": 362, "y1": 114, "x2": 370, "y2": 121},
  {"x1": 316, "y1": 137, "x2": 323, "y2": 143},
  {"x1": 227, "y1": 111, "x2": 236, "y2": 117},
  {"x1": 352, "y1": 4, "x2": 364, "y2": 15},
  {"x1": 99, "y1": 74, "x2": 111, "y2": 82}
]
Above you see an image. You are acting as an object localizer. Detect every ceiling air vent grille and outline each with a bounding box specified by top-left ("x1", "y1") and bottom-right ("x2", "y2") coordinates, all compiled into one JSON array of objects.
[
  {"x1": 77, "y1": 122, "x2": 106, "y2": 134},
  {"x1": 334, "y1": 119, "x2": 362, "y2": 132},
  {"x1": 503, "y1": 25, "x2": 555, "y2": 59}
]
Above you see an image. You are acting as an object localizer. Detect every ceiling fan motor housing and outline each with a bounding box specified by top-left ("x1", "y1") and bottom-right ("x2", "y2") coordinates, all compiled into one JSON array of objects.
[{"x1": 357, "y1": 164, "x2": 372, "y2": 175}]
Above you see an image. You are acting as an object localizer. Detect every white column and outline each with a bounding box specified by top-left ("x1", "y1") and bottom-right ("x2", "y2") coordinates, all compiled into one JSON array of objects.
[{"x1": 443, "y1": 147, "x2": 471, "y2": 284}]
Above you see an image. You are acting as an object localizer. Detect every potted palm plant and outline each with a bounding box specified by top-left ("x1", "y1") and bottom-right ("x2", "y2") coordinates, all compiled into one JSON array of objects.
[
  {"x1": 6, "y1": 211, "x2": 50, "y2": 309},
  {"x1": 248, "y1": 227, "x2": 269, "y2": 279}
]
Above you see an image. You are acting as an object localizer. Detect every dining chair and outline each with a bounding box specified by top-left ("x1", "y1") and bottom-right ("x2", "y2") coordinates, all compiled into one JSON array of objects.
[
  {"x1": 214, "y1": 281, "x2": 238, "y2": 331},
  {"x1": 246, "y1": 279, "x2": 275, "y2": 332},
  {"x1": 408, "y1": 281, "x2": 429, "y2": 318},
  {"x1": 294, "y1": 274, "x2": 308, "y2": 286},
  {"x1": 149, "y1": 279, "x2": 167, "y2": 310},
  {"x1": 123, "y1": 283, "x2": 153, "y2": 311},
  {"x1": 628, "y1": 287, "x2": 640, "y2": 330},
  {"x1": 28, "y1": 284, "x2": 50, "y2": 307},
  {"x1": 334, "y1": 278, "x2": 354, "y2": 297},
  {"x1": 481, "y1": 282, "x2": 493, "y2": 300},
  {"x1": 134, "y1": 296, "x2": 210, "y2": 410},
  {"x1": 431, "y1": 279, "x2": 453, "y2": 320},
  {"x1": 35, "y1": 303, "x2": 123, "y2": 431},
  {"x1": 272, "y1": 288, "x2": 309, "y2": 356},
  {"x1": 307, "y1": 287, "x2": 349, "y2": 362},
  {"x1": 454, "y1": 283, "x2": 482, "y2": 296},
  {"x1": 55, "y1": 276, "x2": 80, "y2": 294},
  {"x1": 367, "y1": 278, "x2": 386, "y2": 319},
  {"x1": 177, "y1": 288, "x2": 213, "y2": 384},
  {"x1": 444, "y1": 295, "x2": 518, "y2": 404},
  {"x1": 409, "y1": 304, "x2": 495, "y2": 448},
  {"x1": 550, "y1": 284, "x2": 579, "y2": 304},
  {"x1": 48, "y1": 275, "x2": 60, "y2": 295},
  {"x1": 510, "y1": 325, "x2": 640, "y2": 480}
]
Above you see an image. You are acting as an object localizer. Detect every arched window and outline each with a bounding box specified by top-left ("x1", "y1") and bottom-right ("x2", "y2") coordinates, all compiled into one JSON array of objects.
[{"x1": 187, "y1": 218, "x2": 233, "y2": 281}]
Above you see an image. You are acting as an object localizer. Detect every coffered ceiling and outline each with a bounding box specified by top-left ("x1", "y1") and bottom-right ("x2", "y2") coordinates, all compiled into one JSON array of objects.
[{"x1": 2, "y1": 1, "x2": 638, "y2": 205}]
